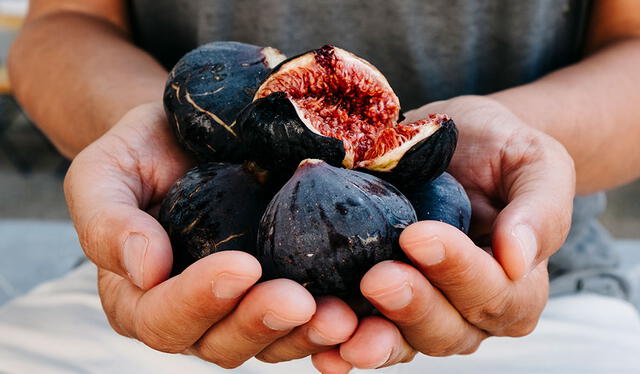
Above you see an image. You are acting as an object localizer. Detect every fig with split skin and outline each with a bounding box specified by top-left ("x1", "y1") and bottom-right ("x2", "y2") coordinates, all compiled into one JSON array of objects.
[
  {"x1": 237, "y1": 45, "x2": 457, "y2": 188},
  {"x1": 406, "y1": 172, "x2": 472, "y2": 234},
  {"x1": 257, "y1": 159, "x2": 417, "y2": 296},
  {"x1": 164, "y1": 41, "x2": 286, "y2": 163},
  {"x1": 158, "y1": 162, "x2": 273, "y2": 275}
]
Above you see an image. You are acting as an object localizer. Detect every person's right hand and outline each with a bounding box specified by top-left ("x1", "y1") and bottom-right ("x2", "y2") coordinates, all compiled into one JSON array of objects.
[{"x1": 64, "y1": 102, "x2": 357, "y2": 369}]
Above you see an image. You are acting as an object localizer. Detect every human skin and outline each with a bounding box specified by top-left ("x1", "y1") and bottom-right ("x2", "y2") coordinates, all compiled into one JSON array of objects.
[{"x1": 8, "y1": 0, "x2": 640, "y2": 372}]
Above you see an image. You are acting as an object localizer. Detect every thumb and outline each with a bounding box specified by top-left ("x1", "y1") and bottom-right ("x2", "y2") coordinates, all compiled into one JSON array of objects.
[
  {"x1": 65, "y1": 150, "x2": 173, "y2": 289},
  {"x1": 492, "y1": 132, "x2": 575, "y2": 280},
  {"x1": 64, "y1": 106, "x2": 185, "y2": 289}
]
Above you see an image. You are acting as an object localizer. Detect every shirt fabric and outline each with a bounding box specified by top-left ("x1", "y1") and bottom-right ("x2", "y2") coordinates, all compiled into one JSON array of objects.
[{"x1": 129, "y1": 0, "x2": 629, "y2": 300}]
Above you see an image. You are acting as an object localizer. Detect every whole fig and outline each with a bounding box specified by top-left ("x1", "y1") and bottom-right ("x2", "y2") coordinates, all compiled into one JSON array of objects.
[
  {"x1": 405, "y1": 172, "x2": 472, "y2": 233},
  {"x1": 164, "y1": 41, "x2": 286, "y2": 162},
  {"x1": 257, "y1": 159, "x2": 417, "y2": 296},
  {"x1": 159, "y1": 162, "x2": 272, "y2": 274}
]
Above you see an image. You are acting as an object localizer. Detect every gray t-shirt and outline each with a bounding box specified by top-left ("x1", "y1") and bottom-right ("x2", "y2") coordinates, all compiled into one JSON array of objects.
[{"x1": 130, "y1": 0, "x2": 625, "y2": 299}]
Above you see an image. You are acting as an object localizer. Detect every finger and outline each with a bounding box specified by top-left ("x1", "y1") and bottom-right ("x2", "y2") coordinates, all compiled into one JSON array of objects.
[
  {"x1": 191, "y1": 279, "x2": 316, "y2": 369},
  {"x1": 339, "y1": 317, "x2": 416, "y2": 369},
  {"x1": 492, "y1": 132, "x2": 575, "y2": 279},
  {"x1": 312, "y1": 349, "x2": 353, "y2": 374},
  {"x1": 256, "y1": 297, "x2": 358, "y2": 363},
  {"x1": 360, "y1": 260, "x2": 487, "y2": 355},
  {"x1": 98, "y1": 251, "x2": 261, "y2": 353},
  {"x1": 65, "y1": 104, "x2": 190, "y2": 289},
  {"x1": 400, "y1": 221, "x2": 548, "y2": 336}
]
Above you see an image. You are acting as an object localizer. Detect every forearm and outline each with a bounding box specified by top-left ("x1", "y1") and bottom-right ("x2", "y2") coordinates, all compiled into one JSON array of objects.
[
  {"x1": 8, "y1": 11, "x2": 167, "y2": 158},
  {"x1": 490, "y1": 38, "x2": 640, "y2": 194}
]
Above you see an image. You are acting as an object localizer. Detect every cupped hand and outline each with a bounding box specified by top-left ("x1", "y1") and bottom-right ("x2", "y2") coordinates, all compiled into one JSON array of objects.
[
  {"x1": 64, "y1": 102, "x2": 357, "y2": 369},
  {"x1": 313, "y1": 95, "x2": 576, "y2": 372}
]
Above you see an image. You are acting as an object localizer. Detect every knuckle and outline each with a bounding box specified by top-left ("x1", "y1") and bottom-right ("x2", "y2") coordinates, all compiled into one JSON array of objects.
[
  {"x1": 135, "y1": 315, "x2": 186, "y2": 354},
  {"x1": 255, "y1": 352, "x2": 283, "y2": 364},
  {"x1": 421, "y1": 335, "x2": 467, "y2": 357},
  {"x1": 193, "y1": 340, "x2": 244, "y2": 369},
  {"x1": 421, "y1": 329, "x2": 486, "y2": 357},
  {"x1": 431, "y1": 254, "x2": 478, "y2": 293},
  {"x1": 394, "y1": 303, "x2": 435, "y2": 327},
  {"x1": 416, "y1": 331, "x2": 471, "y2": 357},
  {"x1": 462, "y1": 289, "x2": 512, "y2": 327}
]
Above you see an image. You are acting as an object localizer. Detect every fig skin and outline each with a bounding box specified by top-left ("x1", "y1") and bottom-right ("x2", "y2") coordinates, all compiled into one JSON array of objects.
[
  {"x1": 164, "y1": 41, "x2": 286, "y2": 163},
  {"x1": 158, "y1": 163, "x2": 272, "y2": 275},
  {"x1": 405, "y1": 172, "x2": 472, "y2": 234},
  {"x1": 237, "y1": 91, "x2": 346, "y2": 172},
  {"x1": 257, "y1": 159, "x2": 417, "y2": 296}
]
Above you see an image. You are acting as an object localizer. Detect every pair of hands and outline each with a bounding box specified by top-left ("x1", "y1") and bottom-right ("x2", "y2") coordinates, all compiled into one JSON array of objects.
[{"x1": 64, "y1": 95, "x2": 575, "y2": 372}]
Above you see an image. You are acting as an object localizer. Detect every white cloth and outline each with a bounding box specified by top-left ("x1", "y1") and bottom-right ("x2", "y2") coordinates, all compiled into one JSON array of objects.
[{"x1": 1, "y1": 262, "x2": 639, "y2": 374}]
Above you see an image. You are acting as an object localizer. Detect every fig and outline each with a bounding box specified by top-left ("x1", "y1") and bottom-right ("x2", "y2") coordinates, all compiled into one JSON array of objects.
[
  {"x1": 406, "y1": 172, "x2": 472, "y2": 234},
  {"x1": 257, "y1": 159, "x2": 417, "y2": 296},
  {"x1": 237, "y1": 45, "x2": 457, "y2": 188},
  {"x1": 164, "y1": 41, "x2": 286, "y2": 162},
  {"x1": 159, "y1": 163, "x2": 272, "y2": 274}
]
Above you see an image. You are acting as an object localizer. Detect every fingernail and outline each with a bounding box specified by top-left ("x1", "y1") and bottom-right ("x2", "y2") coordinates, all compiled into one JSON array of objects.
[
  {"x1": 407, "y1": 237, "x2": 445, "y2": 266},
  {"x1": 512, "y1": 224, "x2": 538, "y2": 275},
  {"x1": 263, "y1": 311, "x2": 306, "y2": 331},
  {"x1": 122, "y1": 233, "x2": 148, "y2": 288},
  {"x1": 307, "y1": 327, "x2": 333, "y2": 346},
  {"x1": 212, "y1": 273, "x2": 255, "y2": 299},
  {"x1": 370, "y1": 282, "x2": 413, "y2": 311}
]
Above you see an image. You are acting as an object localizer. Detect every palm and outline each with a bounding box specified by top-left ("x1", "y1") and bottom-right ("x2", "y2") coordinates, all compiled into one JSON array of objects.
[
  {"x1": 102, "y1": 102, "x2": 193, "y2": 214},
  {"x1": 406, "y1": 96, "x2": 566, "y2": 247}
]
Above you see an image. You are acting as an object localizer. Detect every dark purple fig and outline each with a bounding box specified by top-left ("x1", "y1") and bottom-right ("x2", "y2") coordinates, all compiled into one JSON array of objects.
[
  {"x1": 257, "y1": 159, "x2": 417, "y2": 296},
  {"x1": 237, "y1": 45, "x2": 457, "y2": 188},
  {"x1": 405, "y1": 172, "x2": 472, "y2": 234},
  {"x1": 164, "y1": 41, "x2": 286, "y2": 162},
  {"x1": 159, "y1": 162, "x2": 272, "y2": 275}
]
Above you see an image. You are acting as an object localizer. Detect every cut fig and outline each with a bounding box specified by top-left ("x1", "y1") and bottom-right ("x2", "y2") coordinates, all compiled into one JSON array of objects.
[
  {"x1": 237, "y1": 45, "x2": 457, "y2": 187},
  {"x1": 164, "y1": 41, "x2": 286, "y2": 162},
  {"x1": 158, "y1": 162, "x2": 273, "y2": 275},
  {"x1": 257, "y1": 159, "x2": 417, "y2": 296}
]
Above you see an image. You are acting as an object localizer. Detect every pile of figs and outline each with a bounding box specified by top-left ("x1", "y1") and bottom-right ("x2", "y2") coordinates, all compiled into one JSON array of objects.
[{"x1": 159, "y1": 41, "x2": 471, "y2": 296}]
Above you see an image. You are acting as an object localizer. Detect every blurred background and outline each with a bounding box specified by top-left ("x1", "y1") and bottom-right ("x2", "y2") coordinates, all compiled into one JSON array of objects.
[
  {"x1": 0, "y1": 0, "x2": 639, "y2": 306},
  {"x1": 0, "y1": 0, "x2": 83, "y2": 306}
]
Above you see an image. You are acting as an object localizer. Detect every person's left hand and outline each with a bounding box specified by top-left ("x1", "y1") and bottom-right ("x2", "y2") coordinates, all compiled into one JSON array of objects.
[
  {"x1": 312, "y1": 95, "x2": 576, "y2": 372},
  {"x1": 64, "y1": 102, "x2": 358, "y2": 369}
]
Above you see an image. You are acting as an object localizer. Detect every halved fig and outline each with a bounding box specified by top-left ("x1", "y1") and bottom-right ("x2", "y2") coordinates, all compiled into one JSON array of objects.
[
  {"x1": 237, "y1": 45, "x2": 457, "y2": 187},
  {"x1": 164, "y1": 41, "x2": 286, "y2": 162}
]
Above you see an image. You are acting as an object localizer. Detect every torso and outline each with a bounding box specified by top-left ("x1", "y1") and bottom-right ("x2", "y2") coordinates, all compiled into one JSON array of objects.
[{"x1": 130, "y1": 0, "x2": 624, "y2": 297}]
